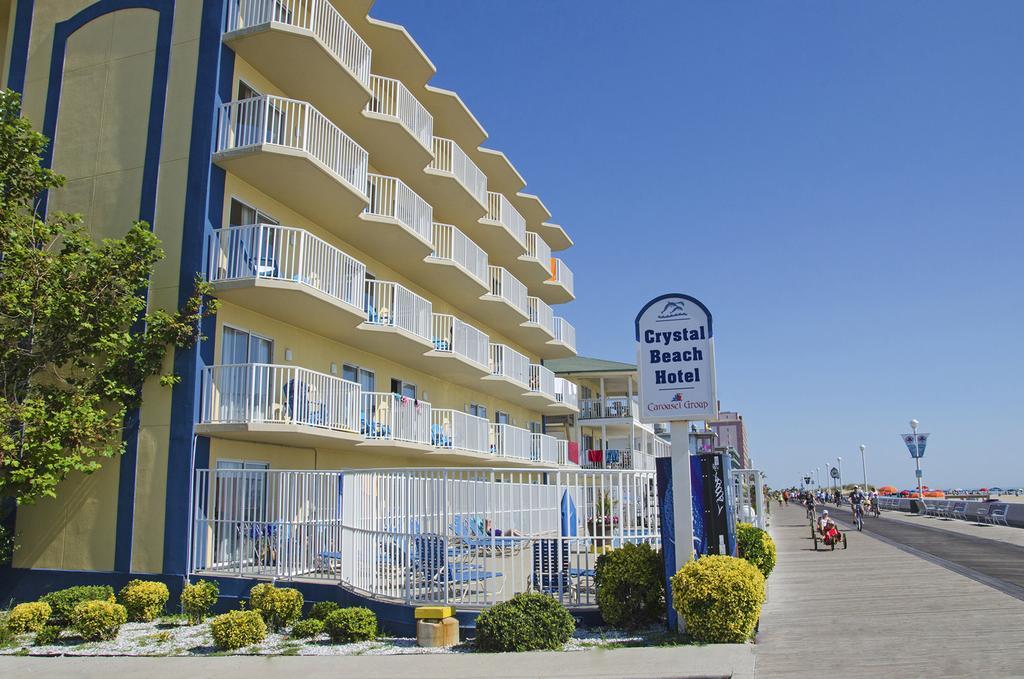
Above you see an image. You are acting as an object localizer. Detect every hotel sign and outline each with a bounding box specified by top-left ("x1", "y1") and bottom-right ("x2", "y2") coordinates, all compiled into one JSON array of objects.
[{"x1": 635, "y1": 293, "x2": 717, "y2": 423}]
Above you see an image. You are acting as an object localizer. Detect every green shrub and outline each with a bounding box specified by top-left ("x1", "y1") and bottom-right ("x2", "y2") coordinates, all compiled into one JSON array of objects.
[
  {"x1": 324, "y1": 607, "x2": 376, "y2": 644},
  {"x1": 34, "y1": 625, "x2": 61, "y2": 646},
  {"x1": 475, "y1": 592, "x2": 575, "y2": 652},
  {"x1": 40, "y1": 585, "x2": 115, "y2": 627},
  {"x1": 210, "y1": 609, "x2": 267, "y2": 650},
  {"x1": 71, "y1": 600, "x2": 128, "y2": 641},
  {"x1": 118, "y1": 580, "x2": 169, "y2": 622},
  {"x1": 7, "y1": 601, "x2": 52, "y2": 634},
  {"x1": 290, "y1": 617, "x2": 325, "y2": 639},
  {"x1": 181, "y1": 580, "x2": 219, "y2": 624},
  {"x1": 309, "y1": 601, "x2": 339, "y2": 621},
  {"x1": 737, "y1": 523, "x2": 777, "y2": 579},
  {"x1": 594, "y1": 543, "x2": 664, "y2": 629},
  {"x1": 670, "y1": 555, "x2": 765, "y2": 643},
  {"x1": 248, "y1": 584, "x2": 304, "y2": 632},
  {"x1": 0, "y1": 612, "x2": 15, "y2": 647}
]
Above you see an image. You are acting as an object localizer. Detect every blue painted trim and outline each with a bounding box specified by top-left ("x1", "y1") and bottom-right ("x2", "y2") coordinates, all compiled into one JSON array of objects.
[
  {"x1": 32, "y1": 0, "x2": 176, "y2": 573},
  {"x1": 634, "y1": 293, "x2": 714, "y2": 341},
  {"x1": 5, "y1": 0, "x2": 34, "y2": 94},
  {"x1": 163, "y1": 0, "x2": 231, "y2": 576}
]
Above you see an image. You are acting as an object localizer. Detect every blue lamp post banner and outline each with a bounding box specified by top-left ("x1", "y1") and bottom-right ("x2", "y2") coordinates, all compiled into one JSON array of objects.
[
  {"x1": 902, "y1": 433, "x2": 929, "y2": 458},
  {"x1": 634, "y1": 294, "x2": 718, "y2": 423}
]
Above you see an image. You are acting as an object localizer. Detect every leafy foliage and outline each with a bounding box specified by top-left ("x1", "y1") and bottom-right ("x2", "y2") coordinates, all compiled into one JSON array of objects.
[
  {"x1": 290, "y1": 617, "x2": 325, "y2": 639},
  {"x1": 670, "y1": 555, "x2": 765, "y2": 643},
  {"x1": 210, "y1": 610, "x2": 267, "y2": 650},
  {"x1": 40, "y1": 585, "x2": 115, "y2": 627},
  {"x1": 248, "y1": 584, "x2": 303, "y2": 632},
  {"x1": 594, "y1": 542, "x2": 665, "y2": 629},
  {"x1": 736, "y1": 523, "x2": 777, "y2": 579},
  {"x1": 0, "y1": 89, "x2": 216, "y2": 505},
  {"x1": 71, "y1": 600, "x2": 127, "y2": 641},
  {"x1": 324, "y1": 607, "x2": 377, "y2": 644},
  {"x1": 118, "y1": 579, "x2": 169, "y2": 622},
  {"x1": 180, "y1": 580, "x2": 219, "y2": 624},
  {"x1": 309, "y1": 601, "x2": 339, "y2": 621},
  {"x1": 7, "y1": 601, "x2": 51, "y2": 633},
  {"x1": 34, "y1": 624, "x2": 61, "y2": 646},
  {"x1": 474, "y1": 592, "x2": 575, "y2": 652}
]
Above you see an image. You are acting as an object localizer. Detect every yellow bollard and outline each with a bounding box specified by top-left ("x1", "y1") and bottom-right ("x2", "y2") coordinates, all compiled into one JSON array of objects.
[{"x1": 415, "y1": 606, "x2": 459, "y2": 647}]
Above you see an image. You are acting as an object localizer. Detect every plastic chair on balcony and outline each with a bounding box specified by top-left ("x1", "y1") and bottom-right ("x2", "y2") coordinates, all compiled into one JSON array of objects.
[
  {"x1": 284, "y1": 379, "x2": 323, "y2": 426},
  {"x1": 229, "y1": 231, "x2": 278, "y2": 279},
  {"x1": 431, "y1": 424, "x2": 452, "y2": 448}
]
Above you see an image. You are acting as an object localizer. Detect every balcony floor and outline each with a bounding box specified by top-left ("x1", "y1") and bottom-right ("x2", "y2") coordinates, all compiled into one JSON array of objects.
[
  {"x1": 402, "y1": 350, "x2": 490, "y2": 384},
  {"x1": 223, "y1": 25, "x2": 371, "y2": 131},
  {"x1": 347, "y1": 112, "x2": 434, "y2": 179},
  {"x1": 545, "y1": 338, "x2": 577, "y2": 359},
  {"x1": 478, "y1": 375, "x2": 535, "y2": 408},
  {"x1": 465, "y1": 219, "x2": 528, "y2": 264},
  {"x1": 510, "y1": 256, "x2": 555, "y2": 291},
  {"x1": 195, "y1": 422, "x2": 363, "y2": 449},
  {"x1": 504, "y1": 322, "x2": 558, "y2": 358},
  {"x1": 399, "y1": 257, "x2": 489, "y2": 314},
  {"x1": 356, "y1": 439, "x2": 435, "y2": 455},
  {"x1": 473, "y1": 297, "x2": 531, "y2": 337},
  {"x1": 547, "y1": 402, "x2": 580, "y2": 416},
  {"x1": 407, "y1": 169, "x2": 488, "y2": 227},
  {"x1": 210, "y1": 278, "x2": 366, "y2": 339},
  {"x1": 540, "y1": 280, "x2": 574, "y2": 305}
]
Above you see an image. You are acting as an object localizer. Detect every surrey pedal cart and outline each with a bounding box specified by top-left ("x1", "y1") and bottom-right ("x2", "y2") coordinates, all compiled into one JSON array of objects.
[{"x1": 813, "y1": 513, "x2": 847, "y2": 551}]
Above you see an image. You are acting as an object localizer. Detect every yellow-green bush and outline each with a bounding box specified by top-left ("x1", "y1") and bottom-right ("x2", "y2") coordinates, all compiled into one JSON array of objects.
[
  {"x1": 40, "y1": 585, "x2": 115, "y2": 627},
  {"x1": 248, "y1": 584, "x2": 303, "y2": 631},
  {"x1": 34, "y1": 625, "x2": 61, "y2": 646},
  {"x1": 210, "y1": 609, "x2": 267, "y2": 650},
  {"x1": 474, "y1": 593, "x2": 574, "y2": 652},
  {"x1": 71, "y1": 600, "x2": 128, "y2": 641},
  {"x1": 181, "y1": 580, "x2": 219, "y2": 624},
  {"x1": 671, "y1": 555, "x2": 765, "y2": 643},
  {"x1": 324, "y1": 607, "x2": 376, "y2": 643},
  {"x1": 7, "y1": 602, "x2": 51, "y2": 634},
  {"x1": 737, "y1": 523, "x2": 777, "y2": 579},
  {"x1": 290, "y1": 617, "x2": 325, "y2": 639},
  {"x1": 118, "y1": 580, "x2": 169, "y2": 622},
  {"x1": 594, "y1": 542, "x2": 664, "y2": 629}
]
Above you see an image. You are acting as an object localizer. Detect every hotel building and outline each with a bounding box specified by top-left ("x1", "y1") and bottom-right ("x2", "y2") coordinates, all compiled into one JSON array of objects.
[{"x1": 2, "y1": 0, "x2": 585, "y2": 586}]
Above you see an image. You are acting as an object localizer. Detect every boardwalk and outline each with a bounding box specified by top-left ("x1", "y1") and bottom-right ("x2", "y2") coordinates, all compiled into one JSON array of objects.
[{"x1": 754, "y1": 504, "x2": 1024, "y2": 677}]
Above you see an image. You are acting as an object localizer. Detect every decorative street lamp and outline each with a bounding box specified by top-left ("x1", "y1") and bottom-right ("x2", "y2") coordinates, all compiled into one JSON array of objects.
[
  {"x1": 911, "y1": 419, "x2": 924, "y2": 500},
  {"x1": 837, "y1": 456, "x2": 843, "y2": 494},
  {"x1": 860, "y1": 444, "x2": 868, "y2": 492}
]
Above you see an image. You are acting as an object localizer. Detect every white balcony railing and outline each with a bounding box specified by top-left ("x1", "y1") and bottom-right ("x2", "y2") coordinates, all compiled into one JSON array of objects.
[
  {"x1": 529, "y1": 364, "x2": 556, "y2": 400},
  {"x1": 429, "y1": 222, "x2": 488, "y2": 285},
  {"x1": 489, "y1": 423, "x2": 532, "y2": 461},
  {"x1": 214, "y1": 95, "x2": 368, "y2": 197},
  {"x1": 430, "y1": 409, "x2": 489, "y2": 454},
  {"x1": 524, "y1": 232, "x2": 551, "y2": 265},
  {"x1": 364, "y1": 280, "x2": 432, "y2": 340},
  {"x1": 579, "y1": 449, "x2": 654, "y2": 471},
  {"x1": 361, "y1": 391, "x2": 431, "y2": 444},
  {"x1": 484, "y1": 191, "x2": 526, "y2": 247},
  {"x1": 554, "y1": 377, "x2": 578, "y2": 410},
  {"x1": 365, "y1": 173, "x2": 432, "y2": 243},
  {"x1": 206, "y1": 224, "x2": 366, "y2": 310},
  {"x1": 579, "y1": 396, "x2": 637, "y2": 420},
  {"x1": 225, "y1": 0, "x2": 372, "y2": 88},
  {"x1": 200, "y1": 363, "x2": 360, "y2": 433},
  {"x1": 486, "y1": 266, "x2": 529, "y2": 317},
  {"x1": 430, "y1": 313, "x2": 489, "y2": 368},
  {"x1": 488, "y1": 343, "x2": 530, "y2": 386},
  {"x1": 552, "y1": 317, "x2": 576, "y2": 351},
  {"x1": 527, "y1": 296, "x2": 555, "y2": 336},
  {"x1": 367, "y1": 75, "x2": 432, "y2": 149},
  {"x1": 653, "y1": 437, "x2": 671, "y2": 458},
  {"x1": 556, "y1": 439, "x2": 578, "y2": 467},
  {"x1": 549, "y1": 257, "x2": 574, "y2": 296},
  {"x1": 430, "y1": 137, "x2": 487, "y2": 206},
  {"x1": 531, "y1": 433, "x2": 559, "y2": 464}
]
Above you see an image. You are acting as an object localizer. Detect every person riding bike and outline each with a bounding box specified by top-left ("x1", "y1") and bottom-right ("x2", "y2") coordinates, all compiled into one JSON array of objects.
[
  {"x1": 804, "y1": 491, "x2": 817, "y2": 518},
  {"x1": 819, "y1": 510, "x2": 841, "y2": 544},
  {"x1": 849, "y1": 485, "x2": 866, "y2": 525},
  {"x1": 870, "y1": 490, "x2": 881, "y2": 517}
]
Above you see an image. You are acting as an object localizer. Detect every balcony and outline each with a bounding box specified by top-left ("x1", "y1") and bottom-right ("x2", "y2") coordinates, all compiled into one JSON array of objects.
[
  {"x1": 526, "y1": 363, "x2": 557, "y2": 405},
  {"x1": 556, "y1": 440, "x2": 578, "y2": 467},
  {"x1": 547, "y1": 316, "x2": 577, "y2": 358},
  {"x1": 524, "y1": 296, "x2": 555, "y2": 339},
  {"x1": 551, "y1": 377, "x2": 579, "y2": 415},
  {"x1": 489, "y1": 423, "x2": 532, "y2": 462},
  {"x1": 410, "y1": 137, "x2": 488, "y2": 226},
  {"x1": 357, "y1": 173, "x2": 435, "y2": 267},
  {"x1": 531, "y1": 433, "x2": 560, "y2": 465},
  {"x1": 360, "y1": 391, "x2": 432, "y2": 452},
  {"x1": 406, "y1": 313, "x2": 490, "y2": 382},
  {"x1": 351, "y1": 75, "x2": 434, "y2": 177},
  {"x1": 222, "y1": 0, "x2": 373, "y2": 128},
  {"x1": 427, "y1": 409, "x2": 492, "y2": 464},
  {"x1": 481, "y1": 343, "x2": 530, "y2": 402},
  {"x1": 213, "y1": 95, "x2": 369, "y2": 224},
  {"x1": 543, "y1": 257, "x2": 575, "y2": 304},
  {"x1": 196, "y1": 363, "x2": 362, "y2": 448},
  {"x1": 512, "y1": 232, "x2": 553, "y2": 289},
  {"x1": 419, "y1": 222, "x2": 489, "y2": 309},
  {"x1": 477, "y1": 192, "x2": 527, "y2": 263},
  {"x1": 360, "y1": 279, "x2": 433, "y2": 355},
  {"x1": 476, "y1": 266, "x2": 529, "y2": 333},
  {"x1": 579, "y1": 396, "x2": 638, "y2": 421},
  {"x1": 580, "y1": 449, "x2": 655, "y2": 471},
  {"x1": 206, "y1": 224, "x2": 367, "y2": 336}
]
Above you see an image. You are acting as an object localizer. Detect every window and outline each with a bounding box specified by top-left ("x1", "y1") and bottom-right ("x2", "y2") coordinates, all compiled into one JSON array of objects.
[
  {"x1": 343, "y1": 364, "x2": 375, "y2": 392},
  {"x1": 467, "y1": 403, "x2": 487, "y2": 419},
  {"x1": 390, "y1": 378, "x2": 416, "y2": 399},
  {"x1": 229, "y1": 198, "x2": 277, "y2": 228},
  {"x1": 237, "y1": 80, "x2": 259, "y2": 100},
  {"x1": 221, "y1": 326, "x2": 273, "y2": 364},
  {"x1": 213, "y1": 460, "x2": 269, "y2": 567},
  {"x1": 582, "y1": 433, "x2": 594, "y2": 451},
  {"x1": 580, "y1": 385, "x2": 593, "y2": 400},
  {"x1": 529, "y1": 421, "x2": 541, "y2": 434},
  {"x1": 495, "y1": 411, "x2": 510, "y2": 425}
]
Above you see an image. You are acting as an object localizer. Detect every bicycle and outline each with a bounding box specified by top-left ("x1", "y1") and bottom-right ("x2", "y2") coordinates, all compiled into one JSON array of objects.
[{"x1": 853, "y1": 503, "x2": 864, "y2": 531}]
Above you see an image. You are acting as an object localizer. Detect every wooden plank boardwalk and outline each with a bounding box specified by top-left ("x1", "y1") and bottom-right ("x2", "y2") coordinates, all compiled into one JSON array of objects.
[{"x1": 754, "y1": 504, "x2": 1024, "y2": 677}]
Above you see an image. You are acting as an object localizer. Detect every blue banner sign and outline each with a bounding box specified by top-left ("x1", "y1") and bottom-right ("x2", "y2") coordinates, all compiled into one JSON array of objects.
[{"x1": 902, "y1": 433, "x2": 929, "y2": 459}]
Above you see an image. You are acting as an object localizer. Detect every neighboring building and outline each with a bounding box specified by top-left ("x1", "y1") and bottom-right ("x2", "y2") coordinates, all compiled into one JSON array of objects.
[
  {"x1": 545, "y1": 357, "x2": 671, "y2": 471},
  {"x1": 710, "y1": 410, "x2": 750, "y2": 468},
  {"x1": 3, "y1": 1, "x2": 580, "y2": 584}
]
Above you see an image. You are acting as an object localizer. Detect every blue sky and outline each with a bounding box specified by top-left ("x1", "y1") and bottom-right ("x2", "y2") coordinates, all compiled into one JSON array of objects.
[{"x1": 373, "y1": 1, "x2": 1024, "y2": 489}]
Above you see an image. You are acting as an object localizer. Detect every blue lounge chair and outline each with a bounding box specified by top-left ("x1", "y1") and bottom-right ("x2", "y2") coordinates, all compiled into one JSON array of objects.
[
  {"x1": 412, "y1": 535, "x2": 501, "y2": 598},
  {"x1": 531, "y1": 539, "x2": 573, "y2": 599},
  {"x1": 433, "y1": 337, "x2": 450, "y2": 351},
  {"x1": 431, "y1": 424, "x2": 451, "y2": 447}
]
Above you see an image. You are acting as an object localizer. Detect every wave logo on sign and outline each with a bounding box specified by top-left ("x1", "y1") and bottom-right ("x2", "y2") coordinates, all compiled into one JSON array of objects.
[{"x1": 657, "y1": 301, "x2": 689, "y2": 320}]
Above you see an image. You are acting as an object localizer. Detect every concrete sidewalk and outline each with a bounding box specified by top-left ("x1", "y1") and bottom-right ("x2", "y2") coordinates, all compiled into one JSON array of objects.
[
  {"x1": 0, "y1": 644, "x2": 755, "y2": 679},
  {"x1": 754, "y1": 505, "x2": 1024, "y2": 678}
]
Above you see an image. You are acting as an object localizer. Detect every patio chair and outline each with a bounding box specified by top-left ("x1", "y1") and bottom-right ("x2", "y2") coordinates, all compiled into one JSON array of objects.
[
  {"x1": 228, "y1": 232, "x2": 278, "y2": 279},
  {"x1": 411, "y1": 534, "x2": 502, "y2": 599},
  {"x1": 989, "y1": 504, "x2": 1009, "y2": 526},
  {"x1": 951, "y1": 502, "x2": 968, "y2": 521},
  {"x1": 450, "y1": 515, "x2": 521, "y2": 556},
  {"x1": 284, "y1": 379, "x2": 323, "y2": 426},
  {"x1": 976, "y1": 506, "x2": 989, "y2": 525},
  {"x1": 431, "y1": 423, "x2": 452, "y2": 448},
  {"x1": 530, "y1": 539, "x2": 578, "y2": 603},
  {"x1": 314, "y1": 550, "x2": 343, "y2": 575},
  {"x1": 432, "y1": 337, "x2": 451, "y2": 351}
]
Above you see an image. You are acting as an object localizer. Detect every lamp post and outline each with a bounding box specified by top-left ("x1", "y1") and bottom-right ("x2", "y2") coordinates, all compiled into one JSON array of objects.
[
  {"x1": 837, "y1": 456, "x2": 843, "y2": 495},
  {"x1": 815, "y1": 467, "x2": 820, "y2": 492},
  {"x1": 860, "y1": 444, "x2": 868, "y2": 492},
  {"x1": 911, "y1": 419, "x2": 924, "y2": 500}
]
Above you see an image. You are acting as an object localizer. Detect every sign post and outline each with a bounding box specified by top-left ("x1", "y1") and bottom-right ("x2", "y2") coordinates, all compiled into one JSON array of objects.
[
  {"x1": 635, "y1": 294, "x2": 717, "y2": 632},
  {"x1": 901, "y1": 423, "x2": 929, "y2": 502}
]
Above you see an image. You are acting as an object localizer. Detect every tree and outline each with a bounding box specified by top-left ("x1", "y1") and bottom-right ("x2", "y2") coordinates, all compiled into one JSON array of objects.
[{"x1": 0, "y1": 89, "x2": 217, "y2": 505}]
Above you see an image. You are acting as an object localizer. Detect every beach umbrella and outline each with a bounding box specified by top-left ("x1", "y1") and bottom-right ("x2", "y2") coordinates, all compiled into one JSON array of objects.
[{"x1": 560, "y1": 490, "x2": 577, "y2": 537}]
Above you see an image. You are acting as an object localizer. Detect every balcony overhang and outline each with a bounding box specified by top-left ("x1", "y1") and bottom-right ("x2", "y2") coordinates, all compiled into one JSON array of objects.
[
  {"x1": 402, "y1": 349, "x2": 490, "y2": 385},
  {"x1": 354, "y1": 323, "x2": 434, "y2": 358},
  {"x1": 548, "y1": 401, "x2": 580, "y2": 416},
  {"x1": 347, "y1": 111, "x2": 434, "y2": 179},
  {"x1": 540, "y1": 279, "x2": 575, "y2": 305},
  {"x1": 478, "y1": 374, "x2": 532, "y2": 404},
  {"x1": 469, "y1": 217, "x2": 528, "y2": 265},
  {"x1": 471, "y1": 147, "x2": 525, "y2": 197},
  {"x1": 419, "y1": 86, "x2": 488, "y2": 156},
  {"x1": 209, "y1": 278, "x2": 367, "y2": 337},
  {"x1": 523, "y1": 391, "x2": 559, "y2": 408},
  {"x1": 474, "y1": 296, "x2": 530, "y2": 335},
  {"x1": 502, "y1": 322, "x2": 558, "y2": 359},
  {"x1": 213, "y1": 145, "x2": 368, "y2": 227},
  {"x1": 545, "y1": 337, "x2": 577, "y2": 359},
  {"x1": 195, "y1": 422, "x2": 362, "y2": 449},
  {"x1": 353, "y1": 212, "x2": 435, "y2": 268},
  {"x1": 510, "y1": 255, "x2": 554, "y2": 291},
  {"x1": 222, "y1": 25, "x2": 371, "y2": 130},
  {"x1": 356, "y1": 439, "x2": 435, "y2": 454},
  {"x1": 537, "y1": 222, "x2": 573, "y2": 252},
  {"x1": 409, "y1": 168, "x2": 488, "y2": 226}
]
